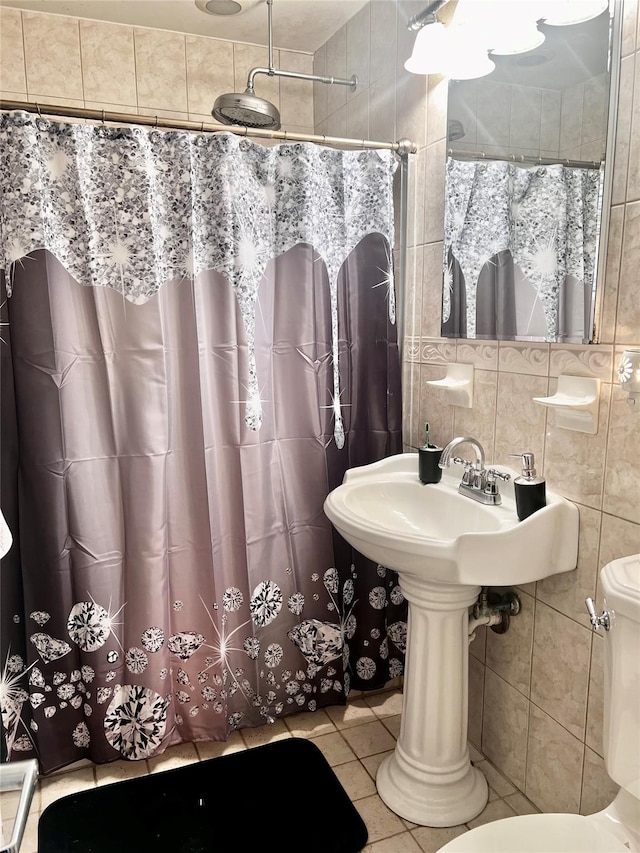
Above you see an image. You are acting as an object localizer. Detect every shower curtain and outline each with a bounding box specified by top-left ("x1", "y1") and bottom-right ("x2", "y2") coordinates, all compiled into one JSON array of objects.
[
  {"x1": 442, "y1": 158, "x2": 602, "y2": 341},
  {"x1": 0, "y1": 112, "x2": 405, "y2": 774}
]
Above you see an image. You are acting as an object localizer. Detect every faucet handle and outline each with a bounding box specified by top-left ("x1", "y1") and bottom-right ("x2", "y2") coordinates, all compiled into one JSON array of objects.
[
  {"x1": 486, "y1": 469, "x2": 511, "y2": 483},
  {"x1": 483, "y1": 469, "x2": 510, "y2": 498},
  {"x1": 450, "y1": 456, "x2": 474, "y2": 469}
]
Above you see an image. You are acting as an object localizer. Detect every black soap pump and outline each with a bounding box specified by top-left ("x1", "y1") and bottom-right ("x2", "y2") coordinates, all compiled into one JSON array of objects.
[
  {"x1": 511, "y1": 452, "x2": 546, "y2": 521},
  {"x1": 418, "y1": 423, "x2": 443, "y2": 484}
]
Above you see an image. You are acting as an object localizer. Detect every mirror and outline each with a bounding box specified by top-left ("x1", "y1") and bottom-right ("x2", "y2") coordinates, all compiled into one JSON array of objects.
[{"x1": 441, "y1": 1, "x2": 620, "y2": 343}]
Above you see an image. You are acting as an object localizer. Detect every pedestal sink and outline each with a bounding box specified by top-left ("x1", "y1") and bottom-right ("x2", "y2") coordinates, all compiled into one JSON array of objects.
[{"x1": 323, "y1": 452, "x2": 579, "y2": 828}]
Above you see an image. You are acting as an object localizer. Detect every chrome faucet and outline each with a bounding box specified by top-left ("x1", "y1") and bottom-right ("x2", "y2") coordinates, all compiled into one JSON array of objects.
[{"x1": 439, "y1": 436, "x2": 510, "y2": 505}]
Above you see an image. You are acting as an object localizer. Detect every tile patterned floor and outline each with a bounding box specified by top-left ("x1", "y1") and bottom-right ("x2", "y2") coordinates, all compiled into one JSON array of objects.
[{"x1": 2, "y1": 686, "x2": 539, "y2": 852}]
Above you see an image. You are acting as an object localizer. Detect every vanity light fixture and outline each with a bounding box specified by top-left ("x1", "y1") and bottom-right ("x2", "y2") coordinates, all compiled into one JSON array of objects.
[
  {"x1": 404, "y1": 0, "x2": 610, "y2": 79},
  {"x1": 453, "y1": 0, "x2": 545, "y2": 56},
  {"x1": 445, "y1": 31, "x2": 497, "y2": 79},
  {"x1": 617, "y1": 349, "x2": 640, "y2": 410},
  {"x1": 405, "y1": 15, "x2": 496, "y2": 79},
  {"x1": 539, "y1": 0, "x2": 609, "y2": 26},
  {"x1": 488, "y1": 19, "x2": 546, "y2": 55},
  {"x1": 404, "y1": 20, "x2": 449, "y2": 75}
]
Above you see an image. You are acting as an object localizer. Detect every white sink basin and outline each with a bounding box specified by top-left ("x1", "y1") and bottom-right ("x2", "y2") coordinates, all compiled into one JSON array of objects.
[
  {"x1": 324, "y1": 451, "x2": 579, "y2": 827},
  {"x1": 324, "y1": 452, "x2": 578, "y2": 586}
]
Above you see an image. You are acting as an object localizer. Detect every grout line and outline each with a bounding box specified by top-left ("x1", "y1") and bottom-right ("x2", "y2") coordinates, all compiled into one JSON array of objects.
[
  {"x1": 527, "y1": 692, "x2": 589, "y2": 747},
  {"x1": 491, "y1": 367, "x2": 500, "y2": 462},
  {"x1": 76, "y1": 17, "x2": 86, "y2": 106},
  {"x1": 19, "y1": 11, "x2": 29, "y2": 98},
  {"x1": 600, "y1": 378, "x2": 615, "y2": 514},
  {"x1": 539, "y1": 370, "x2": 550, "y2": 481},
  {"x1": 523, "y1": 595, "x2": 534, "y2": 797},
  {"x1": 582, "y1": 629, "x2": 596, "y2": 769},
  {"x1": 483, "y1": 660, "x2": 531, "y2": 703},
  {"x1": 132, "y1": 28, "x2": 141, "y2": 113},
  {"x1": 183, "y1": 31, "x2": 189, "y2": 114},
  {"x1": 533, "y1": 581, "x2": 597, "y2": 629}
]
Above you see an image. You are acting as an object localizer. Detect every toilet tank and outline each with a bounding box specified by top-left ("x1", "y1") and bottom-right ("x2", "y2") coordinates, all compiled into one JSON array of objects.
[{"x1": 601, "y1": 554, "x2": 640, "y2": 798}]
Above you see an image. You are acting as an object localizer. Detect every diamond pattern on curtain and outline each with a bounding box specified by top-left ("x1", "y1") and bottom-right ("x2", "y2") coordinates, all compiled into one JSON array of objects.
[
  {"x1": 443, "y1": 157, "x2": 601, "y2": 341},
  {"x1": 0, "y1": 114, "x2": 404, "y2": 773}
]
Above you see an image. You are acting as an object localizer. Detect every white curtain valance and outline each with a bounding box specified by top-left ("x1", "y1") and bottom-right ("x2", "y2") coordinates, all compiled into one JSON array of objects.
[
  {"x1": 0, "y1": 112, "x2": 397, "y2": 445},
  {"x1": 444, "y1": 158, "x2": 601, "y2": 340}
]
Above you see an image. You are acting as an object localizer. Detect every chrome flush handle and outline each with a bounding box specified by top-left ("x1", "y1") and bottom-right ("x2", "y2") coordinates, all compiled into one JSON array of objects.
[{"x1": 585, "y1": 597, "x2": 611, "y2": 631}]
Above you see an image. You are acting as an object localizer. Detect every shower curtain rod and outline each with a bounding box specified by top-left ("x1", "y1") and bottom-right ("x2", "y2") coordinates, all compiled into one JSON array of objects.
[
  {"x1": 448, "y1": 147, "x2": 602, "y2": 170},
  {"x1": 0, "y1": 99, "x2": 417, "y2": 155}
]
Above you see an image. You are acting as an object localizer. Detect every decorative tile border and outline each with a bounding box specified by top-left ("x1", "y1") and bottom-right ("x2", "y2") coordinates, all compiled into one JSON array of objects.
[
  {"x1": 549, "y1": 345, "x2": 613, "y2": 382},
  {"x1": 456, "y1": 340, "x2": 498, "y2": 370},
  {"x1": 404, "y1": 336, "x2": 421, "y2": 362},
  {"x1": 498, "y1": 342, "x2": 550, "y2": 376},
  {"x1": 420, "y1": 337, "x2": 455, "y2": 364}
]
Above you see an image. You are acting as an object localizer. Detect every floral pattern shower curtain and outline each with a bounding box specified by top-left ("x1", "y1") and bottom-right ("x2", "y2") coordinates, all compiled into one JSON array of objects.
[
  {"x1": 442, "y1": 158, "x2": 602, "y2": 341},
  {"x1": 0, "y1": 112, "x2": 404, "y2": 774}
]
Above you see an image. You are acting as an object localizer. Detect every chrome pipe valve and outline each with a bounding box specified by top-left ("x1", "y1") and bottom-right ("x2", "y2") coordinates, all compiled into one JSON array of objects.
[{"x1": 585, "y1": 597, "x2": 611, "y2": 631}]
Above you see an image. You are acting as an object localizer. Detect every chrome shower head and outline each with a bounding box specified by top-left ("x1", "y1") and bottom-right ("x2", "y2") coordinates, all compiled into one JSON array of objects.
[{"x1": 212, "y1": 88, "x2": 281, "y2": 130}]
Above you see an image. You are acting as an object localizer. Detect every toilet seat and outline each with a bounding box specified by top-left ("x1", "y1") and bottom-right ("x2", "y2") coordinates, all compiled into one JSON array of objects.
[{"x1": 437, "y1": 813, "x2": 630, "y2": 852}]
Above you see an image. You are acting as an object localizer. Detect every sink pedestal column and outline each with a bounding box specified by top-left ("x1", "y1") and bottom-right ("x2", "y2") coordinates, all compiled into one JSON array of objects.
[{"x1": 376, "y1": 575, "x2": 488, "y2": 827}]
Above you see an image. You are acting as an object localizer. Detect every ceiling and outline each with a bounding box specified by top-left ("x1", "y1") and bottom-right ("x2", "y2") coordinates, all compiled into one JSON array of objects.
[
  {"x1": 0, "y1": 0, "x2": 611, "y2": 81},
  {"x1": 0, "y1": 0, "x2": 369, "y2": 53}
]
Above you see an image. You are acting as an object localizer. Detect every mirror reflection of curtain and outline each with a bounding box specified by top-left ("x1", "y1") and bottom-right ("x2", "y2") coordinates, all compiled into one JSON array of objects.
[
  {"x1": 441, "y1": 250, "x2": 467, "y2": 338},
  {"x1": 442, "y1": 158, "x2": 602, "y2": 342},
  {"x1": 0, "y1": 113, "x2": 405, "y2": 773}
]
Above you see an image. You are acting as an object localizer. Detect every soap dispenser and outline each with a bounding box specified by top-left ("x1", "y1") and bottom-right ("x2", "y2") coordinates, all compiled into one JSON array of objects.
[{"x1": 511, "y1": 452, "x2": 546, "y2": 521}]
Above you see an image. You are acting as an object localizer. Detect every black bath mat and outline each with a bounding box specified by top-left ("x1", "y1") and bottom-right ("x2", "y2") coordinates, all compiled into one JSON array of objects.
[{"x1": 38, "y1": 736, "x2": 368, "y2": 853}]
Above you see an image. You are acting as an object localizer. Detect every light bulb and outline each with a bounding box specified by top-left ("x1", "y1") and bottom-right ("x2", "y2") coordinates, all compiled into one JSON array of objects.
[
  {"x1": 540, "y1": 0, "x2": 609, "y2": 26},
  {"x1": 445, "y1": 29, "x2": 496, "y2": 80},
  {"x1": 490, "y1": 20, "x2": 545, "y2": 55},
  {"x1": 447, "y1": 51, "x2": 496, "y2": 80},
  {"x1": 448, "y1": 0, "x2": 545, "y2": 64},
  {"x1": 404, "y1": 21, "x2": 449, "y2": 75}
]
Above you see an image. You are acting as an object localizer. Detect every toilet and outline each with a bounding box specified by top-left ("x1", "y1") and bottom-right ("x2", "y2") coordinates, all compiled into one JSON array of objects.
[{"x1": 438, "y1": 553, "x2": 640, "y2": 853}]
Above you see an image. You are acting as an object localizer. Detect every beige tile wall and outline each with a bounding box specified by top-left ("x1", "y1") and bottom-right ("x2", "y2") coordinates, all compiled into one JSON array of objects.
[
  {"x1": 0, "y1": 6, "x2": 314, "y2": 134},
  {"x1": 315, "y1": 0, "x2": 640, "y2": 819},
  {"x1": 559, "y1": 73, "x2": 609, "y2": 160},
  {"x1": 448, "y1": 80, "x2": 565, "y2": 159},
  {"x1": 0, "y1": 0, "x2": 637, "y2": 822},
  {"x1": 447, "y1": 73, "x2": 608, "y2": 161}
]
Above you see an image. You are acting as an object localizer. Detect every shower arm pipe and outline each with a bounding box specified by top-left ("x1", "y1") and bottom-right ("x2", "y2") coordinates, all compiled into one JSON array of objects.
[
  {"x1": 407, "y1": 0, "x2": 451, "y2": 30},
  {"x1": 267, "y1": 0, "x2": 275, "y2": 70},
  {"x1": 0, "y1": 99, "x2": 417, "y2": 154},
  {"x1": 246, "y1": 66, "x2": 357, "y2": 93},
  {"x1": 252, "y1": 0, "x2": 356, "y2": 94}
]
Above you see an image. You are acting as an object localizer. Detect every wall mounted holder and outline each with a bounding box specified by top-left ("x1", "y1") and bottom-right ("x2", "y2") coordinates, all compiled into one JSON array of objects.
[
  {"x1": 426, "y1": 363, "x2": 474, "y2": 408},
  {"x1": 532, "y1": 375, "x2": 600, "y2": 434},
  {"x1": 617, "y1": 349, "x2": 640, "y2": 410}
]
